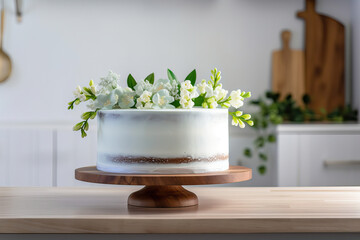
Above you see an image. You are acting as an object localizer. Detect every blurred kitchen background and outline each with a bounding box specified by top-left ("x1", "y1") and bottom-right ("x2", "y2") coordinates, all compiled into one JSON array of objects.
[{"x1": 0, "y1": 0, "x2": 359, "y2": 187}]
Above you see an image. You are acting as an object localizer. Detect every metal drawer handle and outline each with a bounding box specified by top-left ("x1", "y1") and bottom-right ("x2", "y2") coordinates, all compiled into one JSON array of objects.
[{"x1": 323, "y1": 160, "x2": 360, "y2": 167}]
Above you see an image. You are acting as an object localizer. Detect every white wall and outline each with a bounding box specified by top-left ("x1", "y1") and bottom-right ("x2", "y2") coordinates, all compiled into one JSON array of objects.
[{"x1": 0, "y1": 0, "x2": 354, "y2": 123}]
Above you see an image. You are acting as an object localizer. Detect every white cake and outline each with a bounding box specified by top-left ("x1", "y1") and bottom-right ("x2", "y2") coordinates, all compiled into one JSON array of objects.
[{"x1": 96, "y1": 108, "x2": 229, "y2": 174}]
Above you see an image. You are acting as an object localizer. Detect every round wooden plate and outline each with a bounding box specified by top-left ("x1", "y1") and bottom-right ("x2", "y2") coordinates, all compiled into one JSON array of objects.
[{"x1": 75, "y1": 166, "x2": 252, "y2": 208}]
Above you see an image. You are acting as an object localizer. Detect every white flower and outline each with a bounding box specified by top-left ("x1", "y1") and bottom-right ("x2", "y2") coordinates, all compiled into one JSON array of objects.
[
  {"x1": 137, "y1": 101, "x2": 153, "y2": 109},
  {"x1": 229, "y1": 89, "x2": 244, "y2": 108},
  {"x1": 98, "y1": 70, "x2": 120, "y2": 94},
  {"x1": 134, "y1": 80, "x2": 153, "y2": 96},
  {"x1": 204, "y1": 85, "x2": 214, "y2": 98},
  {"x1": 73, "y1": 85, "x2": 86, "y2": 101},
  {"x1": 214, "y1": 84, "x2": 228, "y2": 101},
  {"x1": 86, "y1": 100, "x2": 96, "y2": 110},
  {"x1": 196, "y1": 79, "x2": 208, "y2": 95},
  {"x1": 93, "y1": 91, "x2": 118, "y2": 110},
  {"x1": 170, "y1": 80, "x2": 180, "y2": 99},
  {"x1": 181, "y1": 80, "x2": 192, "y2": 90},
  {"x1": 152, "y1": 79, "x2": 172, "y2": 93},
  {"x1": 209, "y1": 101, "x2": 218, "y2": 109},
  {"x1": 136, "y1": 90, "x2": 153, "y2": 109},
  {"x1": 179, "y1": 83, "x2": 199, "y2": 109},
  {"x1": 206, "y1": 97, "x2": 218, "y2": 109},
  {"x1": 152, "y1": 89, "x2": 175, "y2": 109},
  {"x1": 179, "y1": 80, "x2": 199, "y2": 109},
  {"x1": 138, "y1": 90, "x2": 152, "y2": 103},
  {"x1": 180, "y1": 98, "x2": 195, "y2": 109},
  {"x1": 114, "y1": 87, "x2": 135, "y2": 109}
]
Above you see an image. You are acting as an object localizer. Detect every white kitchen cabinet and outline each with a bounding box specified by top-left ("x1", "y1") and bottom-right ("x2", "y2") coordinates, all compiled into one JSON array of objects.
[
  {"x1": 56, "y1": 127, "x2": 97, "y2": 186},
  {"x1": 0, "y1": 126, "x2": 54, "y2": 187},
  {"x1": 277, "y1": 124, "x2": 360, "y2": 186}
]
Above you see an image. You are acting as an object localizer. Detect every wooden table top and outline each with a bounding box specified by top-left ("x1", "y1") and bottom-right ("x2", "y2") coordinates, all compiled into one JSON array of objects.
[{"x1": 1, "y1": 186, "x2": 360, "y2": 233}]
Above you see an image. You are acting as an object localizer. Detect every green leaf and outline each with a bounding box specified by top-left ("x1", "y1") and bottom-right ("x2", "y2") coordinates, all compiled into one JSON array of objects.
[
  {"x1": 267, "y1": 134, "x2": 276, "y2": 143},
  {"x1": 241, "y1": 91, "x2": 251, "y2": 98},
  {"x1": 243, "y1": 148, "x2": 252, "y2": 158},
  {"x1": 127, "y1": 74, "x2": 137, "y2": 90},
  {"x1": 167, "y1": 69, "x2": 177, "y2": 82},
  {"x1": 83, "y1": 122, "x2": 89, "y2": 131},
  {"x1": 302, "y1": 94, "x2": 311, "y2": 105},
  {"x1": 171, "y1": 99, "x2": 180, "y2": 108},
  {"x1": 258, "y1": 165, "x2": 266, "y2": 175},
  {"x1": 185, "y1": 69, "x2": 196, "y2": 86},
  {"x1": 145, "y1": 73, "x2": 155, "y2": 84},
  {"x1": 193, "y1": 95, "x2": 205, "y2": 106},
  {"x1": 254, "y1": 136, "x2": 265, "y2": 148},
  {"x1": 90, "y1": 111, "x2": 97, "y2": 119},
  {"x1": 83, "y1": 87, "x2": 93, "y2": 96},
  {"x1": 81, "y1": 112, "x2": 92, "y2": 120},
  {"x1": 259, "y1": 153, "x2": 268, "y2": 161},
  {"x1": 81, "y1": 129, "x2": 87, "y2": 138},
  {"x1": 73, "y1": 122, "x2": 83, "y2": 131}
]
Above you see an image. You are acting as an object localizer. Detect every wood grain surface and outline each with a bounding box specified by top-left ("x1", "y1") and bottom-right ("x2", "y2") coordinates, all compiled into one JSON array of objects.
[
  {"x1": 272, "y1": 30, "x2": 305, "y2": 106},
  {"x1": 1, "y1": 187, "x2": 360, "y2": 233},
  {"x1": 297, "y1": 0, "x2": 345, "y2": 112},
  {"x1": 75, "y1": 166, "x2": 252, "y2": 186},
  {"x1": 128, "y1": 186, "x2": 198, "y2": 208}
]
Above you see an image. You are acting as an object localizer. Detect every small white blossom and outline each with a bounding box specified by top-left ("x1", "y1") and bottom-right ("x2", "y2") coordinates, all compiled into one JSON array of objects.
[
  {"x1": 114, "y1": 87, "x2": 135, "y2": 109},
  {"x1": 196, "y1": 80, "x2": 208, "y2": 94},
  {"x1": 214, "y1": 84, "x2": 228, "y2": 101},
  {"x1": 138, "y1": 90, "x2": 152, "y2": 103},
  {"x1": 204, "y1": 85, "x2": 214, "y2": 98},
  {"x1": 181, "y1": 80, "x2": 193, "y2": 90},
  {"x1": 152, "y1": 89, "x2": 175, "y2": 109},
  {"x1": 134, "y1": 80, "x2": 153, "y2": 96},
  {"x1": 152, "y1": 79, "x2": 172, "y2": 93},
  {"x1": 179, "y1": 80, "x2": 199, "y2": 109},
  {"x1": 136, "y1": 90, "x2": 153, "y2": 109},
  {"x1": 93, "y1": 91, "x2": 118, "y2": 109},
  {"x1": 73, "y1": 85, "x2": 86, "y2": 101},
  {"x1": 180, "y1": 98, "x2": 195, "y2": 109},
  {"x1": 229, "y1": 89, "x2": 244, "y2": 108},
  {"x1": 209, "y1": 101, "x2": 218, "y2": 109},
  {"x1": 98, "y1": 71, "x2": 120, "y2": 94},
  {"x1": 170, "y1": 80, "x2": 180, "y2": 99},
  {"x1": 137, "y1": 101, "x2": 153, "y2": 109}
]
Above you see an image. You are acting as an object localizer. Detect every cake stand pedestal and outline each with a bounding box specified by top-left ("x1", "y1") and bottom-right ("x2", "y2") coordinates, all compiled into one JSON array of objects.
[{"x1": 75, "y1": 166, "x2": 252, "y2": 208}]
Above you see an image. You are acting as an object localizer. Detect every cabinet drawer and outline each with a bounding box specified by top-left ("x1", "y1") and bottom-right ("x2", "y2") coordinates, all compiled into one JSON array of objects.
[{"x1": 299, "y1": 134, "x2": 360, "y2": 186}]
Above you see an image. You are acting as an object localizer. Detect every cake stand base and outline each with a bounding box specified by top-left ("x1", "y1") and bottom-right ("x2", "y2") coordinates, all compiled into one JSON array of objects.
[
  {"x1": 128, "y1": 185, "x2": 198, "y2": 208},
  {"x1": 75, "y1": 166, "x2": 252, "y2": 208}
]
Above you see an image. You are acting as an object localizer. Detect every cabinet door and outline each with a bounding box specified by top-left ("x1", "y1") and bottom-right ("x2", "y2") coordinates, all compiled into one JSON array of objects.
[
  {"x1": 0, "y1": 128, "x2": 53, "y2": 186},
  {"x1": 299, "y1": 134, "x2": 360, "y2": 186},
  {"x1": 56, "y1": 128, "x2": 97, "y2": 186}
]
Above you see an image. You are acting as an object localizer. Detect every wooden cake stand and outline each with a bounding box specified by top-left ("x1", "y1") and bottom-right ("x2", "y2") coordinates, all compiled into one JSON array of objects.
[{"x1": 75, "y1": 166, "x2": 252, "y2": 208}]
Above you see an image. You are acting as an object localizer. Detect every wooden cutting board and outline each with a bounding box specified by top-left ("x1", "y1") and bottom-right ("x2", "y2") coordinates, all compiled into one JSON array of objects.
[
  {"x1": 297, "y1": 0, "x2": 345, "y2": 112},
  {"x1": 272, "y1": 30, "x2": 305, "y2": 106}
]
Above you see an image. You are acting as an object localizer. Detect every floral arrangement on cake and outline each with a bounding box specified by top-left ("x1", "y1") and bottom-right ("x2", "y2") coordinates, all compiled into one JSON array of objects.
[{"x1": 68, "y1": 68, "x2": 253, "y2": 137}]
